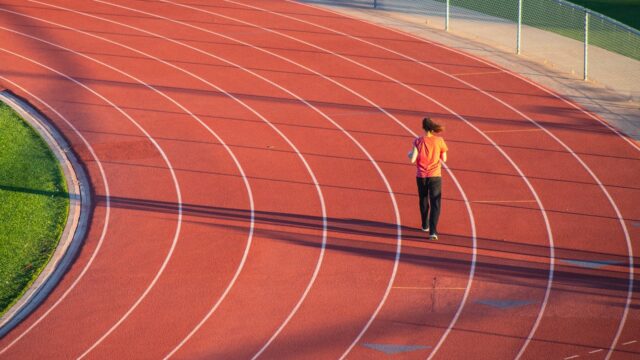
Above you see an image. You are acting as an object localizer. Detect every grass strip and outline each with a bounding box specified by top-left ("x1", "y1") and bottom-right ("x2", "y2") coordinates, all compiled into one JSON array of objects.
[
  {"x1": 0, "y1": 100, "x2": 69, "y2": 317},
  {"x1": 445, "y1": 0, "x2": 640, "y2": 60}
]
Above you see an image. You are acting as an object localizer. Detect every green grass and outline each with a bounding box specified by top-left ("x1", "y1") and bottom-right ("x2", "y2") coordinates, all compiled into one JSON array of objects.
[
  {"x1": 445, "y1": 0, "x2": 640, "y2": 60},
  {"x1": 0, "y1": 100, "x2": 69, "y2": 317},
  {"x1": 566, "y1": 0, "x2": 640, "y2": 30}
]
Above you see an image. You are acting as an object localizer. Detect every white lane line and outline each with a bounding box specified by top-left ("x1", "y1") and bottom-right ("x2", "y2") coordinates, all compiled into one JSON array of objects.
[
  {"x1": 257, "y1": 3, "x2": 634, "y2": 359},
  {"x1": 80, "y1": 1, "x2": 404, "y2": 358},
  {"x1": 589, "y1": 349, "x2": 604, "y2": 354},
  {"x1": 220, "y1": 2, "x2": 555, "y2": 359},
  {"x1": 27, "y1": 1, "x2": 327, "y2": 358},
  {"x1": 623, "y1": 340, "x2": 637, "y2": 345},
  {"x1": 0, "y1": 39, "x2": 184, "y2": 357},
  {"x1": 0, "y1": 76, "x2": 111, "y2": 355},
  {"x1": 0, "y1": 8, "x2": 254, "y2": 357},
  {"x1": 564, "y1": 355, "x2": 579, "y2": 360},
  {"x1": 304, "y1": 3, "x2": 640, "y2": 155},
  {"x1": 154, "y1": 1, "x2": 477, "y2": 359}
]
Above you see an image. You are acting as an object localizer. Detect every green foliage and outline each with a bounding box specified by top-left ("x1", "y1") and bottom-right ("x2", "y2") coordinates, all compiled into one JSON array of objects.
[
  {"x1": 567, "y1": 0, "x2": 640, "y2": 29},
  {"x1": 0, "y1": 101, "x2": 69, "y2": 316},
  {"x1": 449, "y1": 0, "x2": 640, "y2": 59}
]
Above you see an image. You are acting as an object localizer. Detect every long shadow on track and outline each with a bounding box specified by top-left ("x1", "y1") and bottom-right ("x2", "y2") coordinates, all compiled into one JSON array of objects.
[{"x1": 72, "y1": 193, "x2": 639, "y2": 296}]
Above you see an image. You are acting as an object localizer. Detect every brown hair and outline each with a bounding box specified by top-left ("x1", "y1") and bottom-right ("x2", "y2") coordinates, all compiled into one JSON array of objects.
[{"x1": 422, "y1": 117, "x2": 443, "y2": 133}]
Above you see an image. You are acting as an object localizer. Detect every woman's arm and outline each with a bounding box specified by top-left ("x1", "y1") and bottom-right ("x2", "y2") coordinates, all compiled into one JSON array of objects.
[{"x1": 408, "y1": 147, "x2": 418, "y2": 163}]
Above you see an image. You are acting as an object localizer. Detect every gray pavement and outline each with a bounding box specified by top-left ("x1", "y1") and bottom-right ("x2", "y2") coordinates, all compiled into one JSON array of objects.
[{"x1": 301, "y1": 0, "x2": 640, "y2": 141}]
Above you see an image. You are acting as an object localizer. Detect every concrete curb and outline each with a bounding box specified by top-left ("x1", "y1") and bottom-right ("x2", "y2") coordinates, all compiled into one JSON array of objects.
[{"x1": 0, "y1": 90, "x2": 91, "y2": 337}]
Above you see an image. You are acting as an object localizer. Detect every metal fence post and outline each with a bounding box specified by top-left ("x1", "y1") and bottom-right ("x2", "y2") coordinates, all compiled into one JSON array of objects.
[
  {"x1": 374, "y1": 0, "x2": 377, "y2": 8},
  {"x1": 517, "y1": 0, "x2": 523, "y2": 54},
  {"x1": 445, "y1": 0, "x2": 450, "y2": 31},
  {"x1": 584, "y1": 11, "x2": 589, "y2": 80}
]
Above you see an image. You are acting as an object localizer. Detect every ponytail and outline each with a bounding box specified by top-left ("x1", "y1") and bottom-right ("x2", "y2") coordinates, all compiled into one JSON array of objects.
[{"x1": 422, "y1": 117, "x2": 443, "y2": 133}]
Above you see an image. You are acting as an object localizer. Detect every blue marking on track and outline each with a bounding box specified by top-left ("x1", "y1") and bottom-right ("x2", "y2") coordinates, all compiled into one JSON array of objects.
[
  {"x1": 475, "y1": 299, "x2": 533, "y2": 309},
  {"x1": 363, "y1": 343, "x2": 431, "y2": 354},
  {"x1": 560, "y1": 259, "x2": 622, "y2": 269},
  {"x1": 632, "y1": 222, "x2": 640, "y2": 228}
]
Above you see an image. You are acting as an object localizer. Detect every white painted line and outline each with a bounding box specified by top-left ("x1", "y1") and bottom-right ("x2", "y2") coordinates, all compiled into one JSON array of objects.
[
  {"x1": 164, "y1": 3, "x2": 473, "y2": 359},
  {"x1": 564, "y1": 355, "x2": 579, "y2": 360},
  {"x1": 589, "y1": 349, "x2": 604, "y2": 353},
  {"x1": 9, "y1": 2, "x2": 260, "y2": 357},
  {"x1": 0, "y1": 7, "x2": 254, "y2": 356},
  {"x1": 0, "y1": 77, "x2": 111, "y2": 355},
  {"x1": 78, "y1": 1, "x2": 404, "y2": 358},
  {"x1": 622, "y1": 340, "x2": 637, "y2": 345},
  {"x1": 224, "y1": 2, "x2": 555, "y2": 359},
  {"x1": 277, "y1": 3, "x2": 633, "y2": 360},
  {"x1": 23, "y1": 2, "x2": 364, "y2": 359},
  {"x1": 309, "y1": 4, "x2": 640, "y2": 155},
  {"x1": 0, "y1": 42, "x2": 186, "y2": 356}
]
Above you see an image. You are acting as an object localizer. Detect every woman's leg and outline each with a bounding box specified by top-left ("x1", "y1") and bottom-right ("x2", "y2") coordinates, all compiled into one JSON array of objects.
[
  {"x1": 427, "y1": 177, "x2": 442, "y2": 236},
  {"x1": 416, "y1": 177, "x2": 429, "y2": 230}
]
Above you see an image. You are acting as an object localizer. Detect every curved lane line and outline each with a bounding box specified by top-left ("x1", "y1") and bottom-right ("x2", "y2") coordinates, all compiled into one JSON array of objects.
[
  {"x1": 25, "y1": 1, "x2": 328, "y2": 357},
  {"x1": 143, "y1": 0, "x2": 449, "y2": 356},
  {"x1": 2, "y1": 5, "x2": 257, "y2": 357},
  {"x1": 77, "y1": 1, "x2": 403, "y2": 357},
  {"x1": 0, "y1": 9, "x2": 256, "y2": 357},
  {"x1": 206, "y1": 1, "x2": 557, "y2": 358},
  {"x1": 260, "y1": 2, "x2": 635, "y2": 358},
  {"x1": 269, "y1": 4, "x2": 634, "y2": 358},
  {"x1": 0, "y1": 39, "x2": 184, "y2": 357},
  {"x1": 0, "y1": 76, "x2": 111, "y2": 355},
  {"x1": 292, "y1": 1, "x2": 640, "y2": 154}
]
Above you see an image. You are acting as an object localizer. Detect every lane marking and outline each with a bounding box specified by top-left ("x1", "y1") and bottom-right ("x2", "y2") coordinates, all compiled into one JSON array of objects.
[
  {"x1": 64, "y1": 1, "x2": 399, "y2": 358},
  {"x1": 228, "y1": 2, "x2": 554, "y2": 359},
  {"x1": 195, "y1": 2, "x2": 483, "y2": 358},
  {"x1": 0, "y1": 6, "x2": 256, "y2": 356},
  {"x1": 109, "y1": 1, "x2": 463, "y2": 358},
  {"x1": 589, "y1": 349, "x2": 603, "y2": 354},
  {"x1": 623, "y1": 340, "x2": 637, "y2": 345},
  {"x1": 0, "y1": 77, "x2": 111, "y2": 354},
  {"x1": 564, "y1": 356, "x2": 579, "y2": 360},
  {"x1": 26, "y1": 2, "x2": 326, "y2": 357},
  {"x1": 0, "y1": 41, "x2": 185, "y2": 356},
  {"x1": 37, "y1": 2, "x2": 405, "y2": 359},
  {"x1": 277, "y1": 3, "x2": 634, "y2": 359}
]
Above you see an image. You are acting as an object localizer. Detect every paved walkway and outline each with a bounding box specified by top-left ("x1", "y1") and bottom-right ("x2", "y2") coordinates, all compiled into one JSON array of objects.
[{"x1": 302, "y1": 0, "x2": 640, "y2": 141}]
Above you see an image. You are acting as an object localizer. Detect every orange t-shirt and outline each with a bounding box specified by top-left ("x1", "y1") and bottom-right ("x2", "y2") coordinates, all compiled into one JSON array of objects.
[{"x1": 414, "y1": 135, "x2": 448, "y2": 177}]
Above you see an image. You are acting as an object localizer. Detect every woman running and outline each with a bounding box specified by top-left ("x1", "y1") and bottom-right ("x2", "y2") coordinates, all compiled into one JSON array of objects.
[{"x1": 408, "y1": 117, "x2": 448, "y2": 240}]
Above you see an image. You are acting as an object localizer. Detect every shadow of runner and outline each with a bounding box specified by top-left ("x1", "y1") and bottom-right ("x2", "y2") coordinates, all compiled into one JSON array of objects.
[{"x1": 77, "y1": 194, "x2": 640, "y2": 298}]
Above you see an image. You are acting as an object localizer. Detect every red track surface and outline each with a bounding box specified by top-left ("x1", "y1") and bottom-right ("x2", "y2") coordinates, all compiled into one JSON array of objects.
[{"x1": 0, "y1": 0, "x2": 638, "y2": 359}]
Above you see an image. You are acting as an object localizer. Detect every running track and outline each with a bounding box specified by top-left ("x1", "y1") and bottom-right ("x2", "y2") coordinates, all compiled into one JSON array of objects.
[{"x1": 0, "y1": 0, "x2": 638, "y2": 359}]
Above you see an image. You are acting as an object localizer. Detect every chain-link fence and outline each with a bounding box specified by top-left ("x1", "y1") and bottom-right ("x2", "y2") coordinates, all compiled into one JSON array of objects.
[{"x1": 311, "y1": 0, "x2": 640, "y2": 98}]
